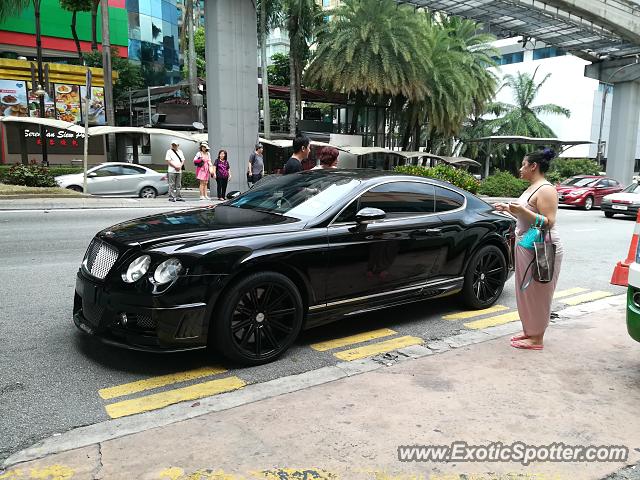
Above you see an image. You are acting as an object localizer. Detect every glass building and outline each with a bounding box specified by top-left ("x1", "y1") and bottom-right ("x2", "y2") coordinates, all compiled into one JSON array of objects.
[{"x1": 126, "y1": 0, "x2": 181, "y2": 86}]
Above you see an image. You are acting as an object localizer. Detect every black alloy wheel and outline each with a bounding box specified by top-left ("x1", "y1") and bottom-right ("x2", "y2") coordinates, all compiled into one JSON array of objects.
[
  {"x1": 213, "y1": 272, "x2": 304, "y2": 365},
  {"x1": 461, "y1": 245, "x2": 507, "y2": 309}
]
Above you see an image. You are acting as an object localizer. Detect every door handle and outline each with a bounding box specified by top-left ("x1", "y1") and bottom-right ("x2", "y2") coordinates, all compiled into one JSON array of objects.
[{"x1": 412, "y1": 228, "x2": 442, "y2": 238}]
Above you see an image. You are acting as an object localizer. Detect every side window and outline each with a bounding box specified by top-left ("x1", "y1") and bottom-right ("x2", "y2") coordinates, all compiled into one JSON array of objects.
[
  {"x1": 93, "y1": 166, "x2": 122, "y2": 177},
  {"x1": 434, "y1": 186, "x2": 464, "y2": 213},
  {"x1": 334, "y1": 199, "x2": 359, "y2": 223},
  {"x1": 121, "y1": 165, "x2": 146, "y2": 175}
]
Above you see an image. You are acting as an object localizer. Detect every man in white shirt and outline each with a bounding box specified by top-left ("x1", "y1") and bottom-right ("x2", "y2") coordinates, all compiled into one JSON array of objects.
[{"x1": 165, "y1": 140, "x2": 185, "y2": 202}]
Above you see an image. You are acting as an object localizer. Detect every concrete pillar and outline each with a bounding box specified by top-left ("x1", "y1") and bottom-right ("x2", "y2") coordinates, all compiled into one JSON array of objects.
[
  {"x1": 204, "y1": 0, "x2": 258, "y2": 194},
  {"x1": 606, "y1": 81, "x2": 640, "y2": 184}
]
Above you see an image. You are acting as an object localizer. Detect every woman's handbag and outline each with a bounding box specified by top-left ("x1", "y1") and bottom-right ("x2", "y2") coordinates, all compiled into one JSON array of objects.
[
  {"x1": 520, "y1": 225, "x2": 556, "y2": 290},
  {"x1": 518, "y1": 214, "x2": 544, "y2": 250}
]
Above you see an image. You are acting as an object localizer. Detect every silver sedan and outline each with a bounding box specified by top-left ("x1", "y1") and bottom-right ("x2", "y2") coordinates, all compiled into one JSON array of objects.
[{"x1": 55, "y1": 163, "x2": 169, "y2": 198}]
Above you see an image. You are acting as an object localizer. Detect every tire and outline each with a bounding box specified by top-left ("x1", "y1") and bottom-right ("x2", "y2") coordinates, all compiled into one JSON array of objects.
[
  {"x1": 212, "y1": 272, "x2": 304, "y2": 365},
  {"x1": 139, "y1": 186, "x2": 157, "y2": 198},
  {"x1": 583, "y1": 196, "x2": 594, "y2": 211},
  {"x1": 461, "y1": 245, "x2": 507, "y2": 310},
  {"x1": 67, "y1": 185, "x2": 82, "y2": 192},
  {"x1": 604, "y1": 211, "x2": 614, "y2": 218}
]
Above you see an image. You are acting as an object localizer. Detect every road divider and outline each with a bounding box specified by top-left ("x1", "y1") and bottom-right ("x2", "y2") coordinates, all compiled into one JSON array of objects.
[
  {"x1": 464, "y1": 311, "x2": 520, "y2": 330},
  {"x1": 561, "y1": 291, "x2": 613, "y2": 306},
  {"x1": 334, "y1": 335, "x2": 423, "y2": 361},
  {"x1": 310, "y1": 328, "x2": 396, "y2": 352},
  {"x1": 443, "y1": 304, "x2": 509, "y2": 320}
]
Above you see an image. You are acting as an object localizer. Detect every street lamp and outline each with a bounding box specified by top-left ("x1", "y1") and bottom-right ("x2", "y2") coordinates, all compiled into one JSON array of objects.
[
  {"x1": 33, "y1": 0, "x2": 48, "y2": 166},
  {"x1": 596, "y1": 56, "x2": 640, "y2": 166}
]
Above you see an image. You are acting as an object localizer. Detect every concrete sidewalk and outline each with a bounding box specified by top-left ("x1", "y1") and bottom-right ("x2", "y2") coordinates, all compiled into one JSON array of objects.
[{"x1": 1, "y1": 295, "x2": 637, "y2": 480}]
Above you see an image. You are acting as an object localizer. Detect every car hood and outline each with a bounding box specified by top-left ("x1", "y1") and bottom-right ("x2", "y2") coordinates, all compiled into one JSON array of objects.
[
  {"x1": 604, "y1": 192, "x2": 639, "y2": 202},
  {"x1": 556, "y1": 185, "x2": 593, "y2": 193},
  {"x1": 98, "y1": 205, "x2": 303, "y2": 249},
  {"x1": 55, "y1": 173, "x2": 83, "y2": 183}
]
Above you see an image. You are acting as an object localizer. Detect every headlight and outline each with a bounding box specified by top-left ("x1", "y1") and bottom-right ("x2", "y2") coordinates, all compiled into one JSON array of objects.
[
  {"x1": 153, "y1": 258, "x2": 183, "y2": 284},
  {"x1": 121, "y1": 255, "x2": 151, "y2": 283}
]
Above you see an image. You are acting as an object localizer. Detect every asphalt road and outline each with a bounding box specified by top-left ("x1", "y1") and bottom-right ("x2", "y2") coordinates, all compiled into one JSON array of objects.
[{"x1": 0, "y1": 205, "x2": 632, "y2": 462}]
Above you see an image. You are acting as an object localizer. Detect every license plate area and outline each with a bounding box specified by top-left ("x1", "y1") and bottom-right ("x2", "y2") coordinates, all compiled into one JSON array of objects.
[{"x1": 612, "y1": 205, "x2": 628, "y2": 210}]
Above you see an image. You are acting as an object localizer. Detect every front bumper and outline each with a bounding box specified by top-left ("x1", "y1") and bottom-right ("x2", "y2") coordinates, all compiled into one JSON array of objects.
[
  {"x1": 558, "y1": 195, "x2": 587, "y2": 206},
  {"x1": 602, "y1": 203, "x2": 639, "y2": 216},
  {"x1": 73, "y1": 271, "x2": 210, "y2": 352}
]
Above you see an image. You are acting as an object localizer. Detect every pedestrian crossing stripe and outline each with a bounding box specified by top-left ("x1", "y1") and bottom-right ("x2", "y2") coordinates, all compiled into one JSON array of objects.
[
  {"x1": 443, "y1": 305, "x2": 509, "y2": 320},
  {"x1": 104, "y1": 376, "x2": 246, "y2": 419},
  {"x1": 464, "y1": 311, "x2": 520, "y2": 330},
  {"x1": 333, "y1": 335, "x2": 423, "y2": 361},
  {"x1": 98, "y1": 366, "x2": 228, "y2": 400},
  {"x1": 553, "y1": 287, "x2": 589, "y2": 299},
  {"x1": 561, "y1": 290, "x2": 612, "y2": 306},
  {"x1": 310, "y1": 328, "x2": 397, "y2": 352}
]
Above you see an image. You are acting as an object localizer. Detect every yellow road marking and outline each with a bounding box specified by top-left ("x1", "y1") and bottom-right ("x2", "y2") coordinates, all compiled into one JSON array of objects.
[
  {"x1": 99, "y1": 366, "x2": 228, "y2": 400},
  {"x1": 553, "y1": 287, "x2": 589, "y2": 299},
  {"x1": 310, "y1": 328, "x2": 397, "y2": 352},
  {"x1": 105, "y1": 376, "x2": 246, "y2": 419},
  {"x1": 561, "y1": 290, "x2": 612, "y2": 306},
  {"x1": 334, "y1": 335, "x2": 423, "y2": 361},
  {"x1": 443, "y1": 305, "x2": 509, "y2": 320},
  {"x1": 464, "y1": 311, "x2": 520, "y2": 330}
]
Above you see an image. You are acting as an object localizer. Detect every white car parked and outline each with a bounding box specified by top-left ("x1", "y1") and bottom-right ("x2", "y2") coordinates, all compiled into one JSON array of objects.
[
  {"x1": 55, "y1": 162, "x2": 169, "y2": 198},
  {"x1": 601, "y1": 182, "x2": 640, "y2": 218}
]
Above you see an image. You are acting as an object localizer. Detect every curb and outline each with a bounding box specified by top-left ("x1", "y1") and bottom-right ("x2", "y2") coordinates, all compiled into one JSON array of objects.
[{"x1": 1, "y1": 293, "x2": 627, "y2": 469}]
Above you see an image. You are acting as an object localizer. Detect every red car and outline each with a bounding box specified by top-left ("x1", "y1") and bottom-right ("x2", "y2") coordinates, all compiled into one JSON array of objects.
[{"x1": 556, "y1": 175, "x2": 623, "y2": 210}]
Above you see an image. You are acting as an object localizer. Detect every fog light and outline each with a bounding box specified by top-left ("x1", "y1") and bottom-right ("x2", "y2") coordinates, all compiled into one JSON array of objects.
[
  {"x1": 632, "y1": 292, "x2": 640, "y2": 309},
  {"x1": 119, "y1": 312, "x2": 128, "y2": 326}
]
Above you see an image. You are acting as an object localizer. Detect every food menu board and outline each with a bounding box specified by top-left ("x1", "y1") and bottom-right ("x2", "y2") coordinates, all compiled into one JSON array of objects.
[
  {"x1": 54, "y1": 84, "x2": 81, "y2": 123},
  {"x1": 0, "y1": 80, "x2": 30, "y2": 118},
  {"x1": 26, "y1": 81, "x2": 55, "y2": 119},
  {"x1": 80, "y1": 86, "x2": 106, "y2": 125}
]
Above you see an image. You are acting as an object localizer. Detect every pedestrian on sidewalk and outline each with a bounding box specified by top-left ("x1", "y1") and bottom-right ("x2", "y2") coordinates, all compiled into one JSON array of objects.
[
  {"x1": 493, "y1": 148, "x2": 563, "y2": 350},
  {"x1": 166, "y1": 140, "x2": 186, "y2": 202},
  {"x1": 194, "y1": 142, "x2": 213, "y2": 200},
  {"x1": 311, "y1": 146, "x2": 339, "y2": 169},
  {"x1": 247, "y1": 143, "x2": 264, "y2": 186},
  {"x1": 213, "y1": 149, "x2": 231, "y2": 200},
  {"x1": 283, "y1": 134, "x2": 310, "y2": 174}
]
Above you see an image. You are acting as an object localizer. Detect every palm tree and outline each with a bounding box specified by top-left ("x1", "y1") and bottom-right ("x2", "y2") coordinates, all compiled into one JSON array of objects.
[
  {"x1": 0, "y1": 0, "x2": 30, "y2": 21},
  {"x1": 257, "y1": 0, "x2": 283, "y2": 139},
  {"x1": 490, "y1": 68, "x2": 570, "y2": 171},
  {"x1": 284, "y1": 0, "x2": 319, "y2": 136},
  {"x1": 60, "y1": 0, "x2": 92, "y2": 61}
]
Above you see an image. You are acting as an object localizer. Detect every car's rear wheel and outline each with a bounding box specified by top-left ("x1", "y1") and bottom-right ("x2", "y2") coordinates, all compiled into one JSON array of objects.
[
  {"x1": 583, "y1": 196, "x2": 594, "y2": 210},
  {"x1": 213, "y1": 272, "x2": 304, "y2": 365},
  {"x1": 604, "y1": 211, "x2": 614, "y2": 218},
  {"x1": 461, "y1": 245, "x2": 507, "y2": 309},
  {"x1": 67, "y1": 185, "x2": 82, "y2": 192},
  {"x1": 139, "y1": 186, "x2": 157, "y2": 198}
]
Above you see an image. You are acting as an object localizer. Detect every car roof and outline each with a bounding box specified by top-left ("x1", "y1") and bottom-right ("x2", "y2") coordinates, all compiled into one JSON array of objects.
[{"x1": 97, "y1": 162, "x2": 149, "y2": 167}]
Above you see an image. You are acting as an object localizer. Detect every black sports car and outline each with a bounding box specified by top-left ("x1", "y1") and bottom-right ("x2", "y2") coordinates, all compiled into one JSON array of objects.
[{"x1": 74, "y1": 169, "x2": 515, "y2": 365}]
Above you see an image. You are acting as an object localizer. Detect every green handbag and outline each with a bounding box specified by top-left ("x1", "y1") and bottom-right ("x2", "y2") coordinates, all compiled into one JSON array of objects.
[{"x1": 518, "y1": 214, "x2": 544, "y2": 250}]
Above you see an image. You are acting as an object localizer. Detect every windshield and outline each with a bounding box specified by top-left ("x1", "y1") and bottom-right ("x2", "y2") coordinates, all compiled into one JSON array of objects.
[
  {"x1": 561, "y1": 177, "x2": 598, "y2": 187},
  {"x1": 623, "y1": 183, "x2": 640, "y2": 194},
  {"x1": 226, "y1": 173, "x2": 362, "y2": 221}
]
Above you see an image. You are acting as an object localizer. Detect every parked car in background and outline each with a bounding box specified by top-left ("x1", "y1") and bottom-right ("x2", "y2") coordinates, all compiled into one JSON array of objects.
[
  {"x1": 601, "y1": 182, "x2": 640, "y2": 218},
  {"x1": 55, "y1": 163, "x2": 168, "y2": 198},
  {"x1": 555, "y1": 175, "x2": 623, "y2": 210},
  {"x1": 72, "y1": 169, "x2": 515, "y2": 365}
]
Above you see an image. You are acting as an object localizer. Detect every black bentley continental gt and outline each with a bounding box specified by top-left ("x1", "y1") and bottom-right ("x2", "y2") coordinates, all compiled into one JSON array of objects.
[{"x1": 74, "y1": 169, "x2": 515, "y2": 365}]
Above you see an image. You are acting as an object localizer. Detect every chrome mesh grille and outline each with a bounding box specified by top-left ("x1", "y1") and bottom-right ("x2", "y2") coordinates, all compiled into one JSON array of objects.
[
  {"x1": 135, "y1": 314, "x2": 157, "y2": 330},
  {"x1": 84, "y1": 238, "x2": 119, "y2": 280}
]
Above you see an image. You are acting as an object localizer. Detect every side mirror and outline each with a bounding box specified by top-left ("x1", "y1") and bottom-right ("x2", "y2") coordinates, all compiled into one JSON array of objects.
[
  {"x1": 226, "y1": 190, "x2": 241, "y2": 200},
  {"x1": 87, "y1": 172, "x2": 97, "y2": 178},
  {"x1": 355, "y1": 207, "x2": 386, "y2": 224}
]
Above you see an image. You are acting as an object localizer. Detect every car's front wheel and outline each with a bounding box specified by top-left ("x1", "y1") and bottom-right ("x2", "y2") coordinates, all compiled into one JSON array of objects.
[
  {"x1": 583, "y1": 196, "x2": 594, "y2": 211},
  {"x1": 139, "y1": 186, "x2": 157, "y2": 198},
  {"x1": 67, "y1": 185, "x2": 82, "y2": 192},
  {"x1": 604, "y1": 211, "x2": 614, "y2": 218},
  {"x1": 213, "y1": 272, "x2": 304, "y2": 365},
  {"x1": 461, "y1": 245, "x2": 507, "y2": 309}
]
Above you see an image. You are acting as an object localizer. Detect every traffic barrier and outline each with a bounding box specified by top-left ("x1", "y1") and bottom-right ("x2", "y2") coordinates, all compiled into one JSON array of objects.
[{"x1": 611, "y1": 210, "x2": 640, "y2": 286}]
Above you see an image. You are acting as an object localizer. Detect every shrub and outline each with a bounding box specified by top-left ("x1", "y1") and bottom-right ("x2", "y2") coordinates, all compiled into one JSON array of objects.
[
  {"x1": 394, "y1": 164, "x2": 480, "y2": 194},
  {"x1": 3, "y1": 163, "x2": 57, "y2": 187},
  {"x1": 549, "y1": 158, "x2": 600, "y2": 181},
  {"x1": 478, "y1": 170, "x2": 528, "y2": 198}
]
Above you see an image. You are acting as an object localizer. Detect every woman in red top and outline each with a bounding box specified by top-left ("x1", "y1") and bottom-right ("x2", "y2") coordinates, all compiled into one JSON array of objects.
[
  {"x1": 213, "y1": 149, "x2": 231, "y2": 200},
  {"x1": 194, "y1": 142, "x2": 213, "y2": 200}
]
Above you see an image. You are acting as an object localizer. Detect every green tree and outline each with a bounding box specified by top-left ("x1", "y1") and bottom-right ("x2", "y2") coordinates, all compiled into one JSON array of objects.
[
  {"x1": 284, "y1": 0, "x2": 321, "y2": 135},
  {"x1": 59, "y1": 0, "x2": 92, "y2": 61},
  {"x1": 84, "y1": 49, "x2": 144, "y2": 103},
  {"x1": 267, "y1": 52, "x2": 290, "y2": 87},
  {"x1": 490, "y1": 68, "x2": 570, "y2": 171},
  {"x1": 0, "y1": 0, "x2": 30, "y2": 21}
]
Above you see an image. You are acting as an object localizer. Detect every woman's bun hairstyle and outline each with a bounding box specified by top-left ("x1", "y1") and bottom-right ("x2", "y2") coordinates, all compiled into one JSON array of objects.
[{"x1": 526, "y1": 147, "x2": 556, "y2": 173}]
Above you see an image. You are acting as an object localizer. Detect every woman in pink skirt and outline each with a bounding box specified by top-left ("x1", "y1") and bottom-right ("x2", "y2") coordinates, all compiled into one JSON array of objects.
[
  {"x1": 194, "y1": 142, "x2": 213, "y2": 200},
  {"x1": 494, "y1": 148, "x2": 563, "y2": 350}
]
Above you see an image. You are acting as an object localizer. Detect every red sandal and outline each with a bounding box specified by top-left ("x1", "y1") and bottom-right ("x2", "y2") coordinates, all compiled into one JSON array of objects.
[
  {"x1": 510, "y1": 333, "x2": 529, "y2": 342},
  {"x1": 511, "y1": 340, "x2": 543, "y2": 350}
]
